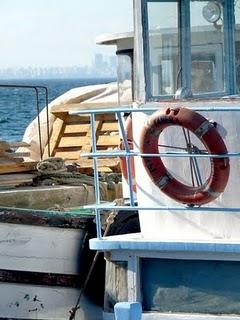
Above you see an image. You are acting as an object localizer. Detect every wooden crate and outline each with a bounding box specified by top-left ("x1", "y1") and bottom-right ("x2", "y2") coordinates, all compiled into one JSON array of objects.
[{"x1": 43, "y1": 107, "x2": 120, "y2": 173}]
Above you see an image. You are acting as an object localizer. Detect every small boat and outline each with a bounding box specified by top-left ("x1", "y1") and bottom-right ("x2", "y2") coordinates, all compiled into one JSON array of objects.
[
  {"x1": 79, "y1": 1, "x2": 240, "y2": 320},
  {"x1": 0, "y1": 32, "x2": 138, "y2": 319}
]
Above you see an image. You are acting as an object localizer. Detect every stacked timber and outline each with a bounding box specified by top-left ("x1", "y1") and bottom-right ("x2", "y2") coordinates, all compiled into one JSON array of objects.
[
  {"x1": 0, "y1": 141, "x2": 37, "y2": 187},
  {"x1": 44, "y1": 102, "x2": 121, "y2": 174}
]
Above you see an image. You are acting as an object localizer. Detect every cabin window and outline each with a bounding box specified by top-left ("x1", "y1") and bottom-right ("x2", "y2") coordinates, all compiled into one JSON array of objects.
[
  {"x1": 117, "y1": 49, "x2": 134, "y2": 104},
  {"x1": 141, "y1": 258, "x2": 240, "y2": 314},
  {"x1": 147, "y1": 1, "x2": 179, "y2": 96},
  {"x1": 190, "y1": 1, "x2": 224, "y2": 94},
  {"x1": 144, "y1": 0, "x2": 236, "y2": 99}
]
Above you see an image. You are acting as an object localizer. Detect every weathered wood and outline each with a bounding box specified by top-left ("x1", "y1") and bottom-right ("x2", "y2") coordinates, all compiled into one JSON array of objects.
[
  {"x1": 43, "y1": 110, "x2": 120, "y2": 172},
  {"x1": 0, "y1": 173, "x2": 35, "y2": 186},
  {"x1": 0, "y1": 207, "x2": 93, "y2": 228},
  {"x1": 0, "y1": 269, "x2": 81, "y2": 288},
  {"x1": 64, "y1": 121, "x2": 118, "y2": 134},
  {"x1": 12, "y1": 151, "x2": 31, "y2": 158},
  {"x1": 0, "y1": 222, "x2": 86, "y2": 274},
  {"x1": 0, "y1": 185, "x2": 96, "y2": 210},
  {"x1": 0, "y1": 141, "x2": 30, "y2": 149},
  {"x1": 59, "y1": 135, "x2": 119, "y2": 148},
  {"x1": 77, "y1": 158, "x2": 120, "y2": 170},
  {"x1": 64, "y1": 123, "x2": 91, "y2": 134},
  {"x1": 104, "y1": 260, "x2": 128, "y2": 312},
  {"x1": 54, "y1": 113, "x2": 116, "y2": 123},
  {"x1": 0, "y1": 161, "x2": 37, "y2": 174},
  {"x1": 54, "y1": 150, "x2": 81, "y2": 160},
  {"x1": 43, "y1": 117, "x2": 65, "y2": 158},
  {"x1": 100, "y1": 121, "x2": 119, "y2": 132},
  {"x1": 0, "y1": 157, "x2": 23, "y2": 164},
  {"x1": 0, "y1": 283, "x2": 101, "y2": 319},
  {"x1": 51, "y1": 101, "x2": 119, "y2": 114}
]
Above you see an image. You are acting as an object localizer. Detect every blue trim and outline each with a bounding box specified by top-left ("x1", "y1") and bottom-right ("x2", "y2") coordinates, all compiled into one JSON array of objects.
[
  {"x1": 80, "y1": 151, "x2": 239, "y2": 158},
  {"x1": 69, "y1": 105, "x2": 240, "y2": 115},
  {"x1": 84, "y1": 204, "x2": 240, "y2": 212},
  {"x1": 90, "y1": 113, "x2": 102, "y2": 239},
  {"x1": 180, "y1": 0, "x2": 191, "y2": 92},
  {"x1": 142, "y1": 0, "x2": 152, "y2": 100},
  {"x1": 90, "y1": 236, "x2": 240, "y2": 253},
  {"x1": 224, "y1": 0, "x2": 236, "y2": 94}
]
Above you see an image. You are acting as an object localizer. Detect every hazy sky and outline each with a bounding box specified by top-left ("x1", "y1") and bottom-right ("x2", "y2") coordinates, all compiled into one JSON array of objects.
[{"x1": 0, "y1": 0, "x2": 133, "y2": 68}]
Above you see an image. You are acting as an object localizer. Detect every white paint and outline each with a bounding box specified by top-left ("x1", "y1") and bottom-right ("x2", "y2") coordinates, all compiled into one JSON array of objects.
[
  {"x1": 0, "y1": 223, "x2": 85, "y2": 274},
  {"x1": 0, "y1": 282, "x2": 102, "y2": 320},
  {"x1": 104, "y1": 311, "x2": 240, "y2": 320},
  {"x1": 132, "y1": 102, "x2": 240, "y2": 241}
]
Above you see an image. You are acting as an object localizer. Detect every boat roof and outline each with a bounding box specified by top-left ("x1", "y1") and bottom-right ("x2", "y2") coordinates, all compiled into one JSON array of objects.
[
  {"x1": 96, "y1": 31, "x2": 133, "y2": 45},
  {"x1": 96, "y1": 31, "x2": 134, "y2": 51}
]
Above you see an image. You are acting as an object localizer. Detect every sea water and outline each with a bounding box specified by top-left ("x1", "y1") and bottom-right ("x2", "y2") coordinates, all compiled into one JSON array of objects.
[{"x1": 0, "y1": 78, "x2": 114, "y2": 142}]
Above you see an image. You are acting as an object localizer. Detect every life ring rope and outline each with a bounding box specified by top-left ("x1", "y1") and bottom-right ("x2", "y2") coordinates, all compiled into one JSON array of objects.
[{"x1": 139, "y1": 107, "x2": 230, "y2": 206}]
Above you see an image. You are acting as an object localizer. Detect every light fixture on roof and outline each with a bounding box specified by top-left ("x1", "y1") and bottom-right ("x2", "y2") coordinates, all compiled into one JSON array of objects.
[{"x1": 202, "y1": 1, "x2": 221, "y2": 23}]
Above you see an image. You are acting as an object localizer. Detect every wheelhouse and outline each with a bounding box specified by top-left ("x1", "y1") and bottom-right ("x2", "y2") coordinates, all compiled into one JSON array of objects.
[
  {"x1": 134, "y1": 0, "x2": 240, "y2": 100},
  {"x1": 86, "y1": 1, "x2": 240, "y2": 320}
]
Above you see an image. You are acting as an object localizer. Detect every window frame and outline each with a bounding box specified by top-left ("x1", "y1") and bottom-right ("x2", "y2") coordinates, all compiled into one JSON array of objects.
[{"x1": 142, "y1": 0, "x2": 236, "y2": 100}]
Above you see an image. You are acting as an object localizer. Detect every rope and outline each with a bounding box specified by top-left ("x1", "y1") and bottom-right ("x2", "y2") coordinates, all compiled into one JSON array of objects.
[
  {"x1": 35, "y1": 158, "x2": 108, "y2": 200},
  {"x1": 36, "y1": 157, "x2": 67, "y2": 174}
]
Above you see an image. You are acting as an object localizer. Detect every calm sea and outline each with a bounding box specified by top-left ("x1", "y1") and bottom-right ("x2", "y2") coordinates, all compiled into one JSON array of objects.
[{"x1": 0, "y1": 78, "x2": 115, "y2": 142}]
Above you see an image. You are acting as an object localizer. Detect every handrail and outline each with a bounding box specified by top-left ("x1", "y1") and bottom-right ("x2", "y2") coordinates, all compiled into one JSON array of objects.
[
  {"x1": 0, "y1": 84, "x2": 50, "y2": 159},
  {"x1": 69, "y1": 105, "x2": 239, "y2": 239},
  {"x1": 69, "y1": 105, "x2": 240, "y2": 115}
]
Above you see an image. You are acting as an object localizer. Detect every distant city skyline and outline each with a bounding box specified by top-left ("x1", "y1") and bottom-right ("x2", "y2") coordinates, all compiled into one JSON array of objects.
[
  {"x1": 0, "y1": 54, "x2": 117, "y2": 79},
  {"x1": 0, "y1": 0, "x2": 133, "y2": 70}
]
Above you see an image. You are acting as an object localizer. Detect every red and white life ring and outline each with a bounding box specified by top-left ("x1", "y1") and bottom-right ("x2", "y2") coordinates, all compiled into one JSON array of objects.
[
  {"x1": 139, "y1": 107, "x2": 230, "y2": 206},
  {"x1": 119, "y1": 115, "x2": 136, "y2": 193}
]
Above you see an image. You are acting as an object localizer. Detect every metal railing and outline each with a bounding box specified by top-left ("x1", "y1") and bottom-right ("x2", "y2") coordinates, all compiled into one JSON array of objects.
[
  {"x1": 69, "y1": 105, "x2": 240, "y2": 239},
  {"x1": 0, "y1": 84, "x2": 50, "y2": 159}
]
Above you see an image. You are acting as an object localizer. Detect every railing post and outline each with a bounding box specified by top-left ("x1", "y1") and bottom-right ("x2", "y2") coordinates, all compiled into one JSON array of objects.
[{"x1": 114, "y1": 302, "x2": 142, "y2": 320}]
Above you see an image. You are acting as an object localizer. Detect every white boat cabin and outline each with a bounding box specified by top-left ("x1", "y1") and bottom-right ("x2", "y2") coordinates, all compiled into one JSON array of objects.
[{"x1": 87, "y1": 1, "x2": 240, "y2": 320}]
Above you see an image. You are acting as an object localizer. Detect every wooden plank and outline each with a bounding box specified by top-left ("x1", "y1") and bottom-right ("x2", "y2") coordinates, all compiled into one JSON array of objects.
[
  {"x1": 0, "y1": 157, "x2": 23, "y2": 164},
  {"x1": 0, "y1": 151, "x2": 30, "y2": 159},
  {"x1": 0, "y1": 283, "x2": 101, "y2": 319},
  {"x1": 64, "y1": 121, "x2": 119, "y2": 134},
  {"x1": 0, "y1": 207, "x2": 93, "y2": 228},
  {"x1": 0, "y1": 162, "x2": 37, "y2": 174},
  {"x1": 81, "y1": 119, "x2": 102, "y2": 153},
  {"x1": 75, "y1": 158, "x2": 120, "y2": 173},
  {"x1": 43, "y1": 117, "x2": 65, "y2": 158},
  {"x1": 0, "y1": 223, "x2": 85, "y2": 274},
  {"x1": 56, "y1": 113, "x2": 116, "y2": 123},
  {"x1": 0, "y1": 141, "x2": 30, "y2": 150},
  {"x1": 64, "y1": 123, "x2": 91, "y2": 134},
  {"x1": 51, "y1": 101, "x2": 119, "y2": 114},
  {"x1": 12, "y1": 152, "x2": 31, "y2": 158},
  {"x1": 0, "y1": 173, "x2": 35, "y2": 186},
  {"x1": 100, "y1": 121, "x2": 119, "y2": 132},
  {"x1": 0, "y1": 269, "x2": 81, "y2": 288},
  {"x1": 77, "y1": 158, "x2": 120, "y2": 168},
  {"x1": 0, "y1": 185, "x2": 96, "y2": 210},
  {"x1": 104, "y1": 260, "x2": 128, "y2": 312},
  {"x1": 9, "y1": 141, "x2": 30, "y2": 148},
  {"x1": 59, "y1": 135, "x2": 120, "y2": 148},
  {"x1": 54, "y1": 150, "x2": 81, "y2": 160}
]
